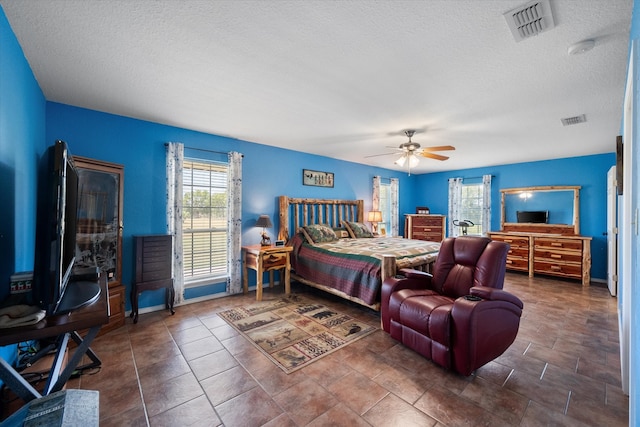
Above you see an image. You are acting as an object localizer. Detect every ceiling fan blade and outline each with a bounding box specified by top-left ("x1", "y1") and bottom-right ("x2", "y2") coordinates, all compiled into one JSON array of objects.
[
  {"x1": 420, "y1": 152, "x2": 450, "y2": 161},
  {"x1": 364, "y1": 152, "x2": 400, "y2": 158},
  {"x1": 421, "y1": 145, "x2": 456, "y2": 152}
]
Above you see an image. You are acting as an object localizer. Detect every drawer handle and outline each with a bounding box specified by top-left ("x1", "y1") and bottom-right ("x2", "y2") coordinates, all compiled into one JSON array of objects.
[
  {"x1": 506, "y1": 260, "x2": 513, "y2": 264},
  {"x1": 550, "y1": 254, "x2": 562, "y2": 259},
  {"x1": 551, "y1": 242, "x2": 563, "y2": 247},
  {"x1": 550, "y1": 265, "x2": 562, "y2": 271},
  {"x1": 504, "y1": 239, "x2": 513, "y2": 243}
]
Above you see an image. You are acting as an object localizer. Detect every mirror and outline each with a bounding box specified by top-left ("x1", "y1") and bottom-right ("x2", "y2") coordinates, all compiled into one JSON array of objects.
[{"x1": 500, "y1": 186, "x2": 580, "y2": 235}]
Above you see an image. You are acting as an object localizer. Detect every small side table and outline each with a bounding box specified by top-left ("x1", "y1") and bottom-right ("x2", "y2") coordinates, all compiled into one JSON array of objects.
[{"x1": 242, "y1": 244, "x2": 293, "y2": 301}]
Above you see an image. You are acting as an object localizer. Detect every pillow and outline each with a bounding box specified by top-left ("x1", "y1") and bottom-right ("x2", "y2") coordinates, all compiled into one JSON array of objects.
[
  {"x1": 300, "y1": 224, "x2": 338, "y2": 244},
  {"x1": 344, "y1": 221, "x2": 373, "y2": 238}
]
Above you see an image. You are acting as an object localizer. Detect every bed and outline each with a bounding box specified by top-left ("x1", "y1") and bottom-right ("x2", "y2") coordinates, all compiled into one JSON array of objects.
[{"x1": 278, "y1": 196, "x2": 440, "y2": 310}]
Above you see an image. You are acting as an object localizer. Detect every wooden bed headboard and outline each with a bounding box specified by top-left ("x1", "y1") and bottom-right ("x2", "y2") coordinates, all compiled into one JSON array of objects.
[{"x1": 278, "y1": 196, "x2": 364, "y2": 240}]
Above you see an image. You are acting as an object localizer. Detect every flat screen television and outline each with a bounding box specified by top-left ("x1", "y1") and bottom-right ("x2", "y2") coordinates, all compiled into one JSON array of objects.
[
  {"x1": 33, "y1": 140, "x2": 99, "y2": 315},
  {"x1": 516, "y1": 210, "x2": 548, "y2": 224}
]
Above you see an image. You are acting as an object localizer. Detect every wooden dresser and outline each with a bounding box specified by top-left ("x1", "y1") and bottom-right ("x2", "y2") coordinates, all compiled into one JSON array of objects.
[
  {"x1": 404, "y1": 214, "x2": 446, "y2": 242},
  {"x1": 488, "y1": 232, "x2": 592, "y2": 286}
]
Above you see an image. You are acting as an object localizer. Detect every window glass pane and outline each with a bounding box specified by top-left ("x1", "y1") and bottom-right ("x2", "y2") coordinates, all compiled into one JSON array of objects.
[
  {"x1": 460, "y1": 183, "x2": 483, "y2": 235},
  {"x1": 379, "y1": 183, "x2": 391, "y2": 235},
  {"x1": 182, "y1": 159, "x2": 229, "y2": 284}
]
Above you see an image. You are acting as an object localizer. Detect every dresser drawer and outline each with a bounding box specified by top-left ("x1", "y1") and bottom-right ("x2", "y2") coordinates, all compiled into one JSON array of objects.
[
  {"x1": 492, "y1": 235, "x2": 529, "y2": 248},
  {"x1": 534, "y1": 261, "x2": 582, "y2": 279},
  {"x1": 505, "y1": 257, "x2": 529, "y2": 271},
  {"x1": 534, "y1": 238, "x2": 583, "y2": 252},
  {"x1": 412, "y1": 216, "x2": 444, "y2": 227},
  {"x1": 507, "y1": 247, "x2": 529, "y2": 259},
  {"x1": 262, "y1": 251, "x2": 289, "y2": 270},
  {"x1": 534, "y1": 249, "x2": 583, "y2": 264},
  {"x1": 412, "y1": 230, "x2": 443, "y2": 241}
]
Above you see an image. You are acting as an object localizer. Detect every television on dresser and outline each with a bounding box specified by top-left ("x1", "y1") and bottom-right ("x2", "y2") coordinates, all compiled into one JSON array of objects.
[
  {"x1": 32, "y1": 140, "x2": 100, "y2": 316},
  {"x1": 516, "y1": 210, "x2": 549, "y2": 224}
]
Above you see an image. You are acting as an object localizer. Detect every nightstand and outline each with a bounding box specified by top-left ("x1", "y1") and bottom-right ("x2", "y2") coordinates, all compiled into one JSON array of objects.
[{"x1": 242, "y1": 244, "x2": 293, "y2": 301}]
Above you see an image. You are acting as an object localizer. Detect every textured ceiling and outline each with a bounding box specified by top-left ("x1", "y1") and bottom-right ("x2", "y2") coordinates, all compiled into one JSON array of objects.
[{"x1": 0, "y1": 0, "x2": 633, "y2": 174}]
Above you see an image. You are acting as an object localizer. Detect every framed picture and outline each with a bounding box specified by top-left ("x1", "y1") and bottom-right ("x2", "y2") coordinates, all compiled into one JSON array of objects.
[
  {"x1": 303, "y1": 169, "x2": 334, "y2": 187},
  {"x1": 416, "y1": 206, "x2": 430, "y2": 214}
]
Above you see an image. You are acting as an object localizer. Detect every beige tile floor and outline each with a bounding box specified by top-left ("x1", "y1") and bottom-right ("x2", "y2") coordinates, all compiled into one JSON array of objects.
[{"x1": 3, "y1": 273, "x2": 629, "y2": 426}]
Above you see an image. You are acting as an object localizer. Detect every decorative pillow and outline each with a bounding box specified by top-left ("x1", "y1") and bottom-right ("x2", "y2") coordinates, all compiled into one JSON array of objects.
[
  {"x1": 344, "y1": 221, "x2": 373, "y2": 238},
  {"x1": 300, "y1": 224, "x2": 338, "y2": 244}
]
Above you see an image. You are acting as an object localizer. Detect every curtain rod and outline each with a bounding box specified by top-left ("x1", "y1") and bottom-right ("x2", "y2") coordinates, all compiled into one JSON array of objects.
[
  {"x1": 461, "y1": 174, "x2": 495, "y2": 180},
  {"x1": 164, "y1": 143, "x2": 243, "y2": 157}
]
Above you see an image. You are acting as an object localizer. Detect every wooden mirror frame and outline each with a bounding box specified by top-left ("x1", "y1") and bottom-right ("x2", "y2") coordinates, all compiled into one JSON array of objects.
[{"x1": 500, "y1": 185, "x2": 581, "y2": 235}]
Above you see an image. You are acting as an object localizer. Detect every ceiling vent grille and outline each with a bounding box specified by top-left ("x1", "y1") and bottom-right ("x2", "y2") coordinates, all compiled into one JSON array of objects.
[
  {"x1": 561, "y1": 114, "x2": 587, "y2": 126},
  {"x1": 504, "y1": 0, "x2": 555, "y2": 42}
]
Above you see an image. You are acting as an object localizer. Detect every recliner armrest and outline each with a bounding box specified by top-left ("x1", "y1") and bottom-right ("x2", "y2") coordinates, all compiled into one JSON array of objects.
[
  {"x1": 470, "y1": 286, "x2": 523, "y2": 310},
  {"x1": 380, "y1": 270, "x2": 433, "y2": 332}
]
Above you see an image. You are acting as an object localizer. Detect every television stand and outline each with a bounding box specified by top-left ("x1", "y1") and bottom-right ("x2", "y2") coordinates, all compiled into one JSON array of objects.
[{"x1": 0, "y1": 276, "x2": 109, "y2": 403}]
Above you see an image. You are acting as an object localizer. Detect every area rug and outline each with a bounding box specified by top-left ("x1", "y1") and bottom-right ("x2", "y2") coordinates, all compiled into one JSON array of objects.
[{"x1": 218, "y1": 295, "x2": 377, "y2": 373}]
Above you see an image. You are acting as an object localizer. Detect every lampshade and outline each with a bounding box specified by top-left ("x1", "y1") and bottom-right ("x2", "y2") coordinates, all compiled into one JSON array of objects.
[
  {"x1": 367, "y1": 211, "x2": 382, "y2": 222},
  {"x1": 255, "y1": 215, "x2": 273, "y2": 228},
  {"x1": 395, "y1": 153, "x2": 420, "y2": 169}
]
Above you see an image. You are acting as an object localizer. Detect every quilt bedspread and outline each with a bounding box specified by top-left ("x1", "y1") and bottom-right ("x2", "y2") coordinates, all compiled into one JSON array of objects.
[{"x1": 290, "y1": 235, "x2": 440, "y2": 305}]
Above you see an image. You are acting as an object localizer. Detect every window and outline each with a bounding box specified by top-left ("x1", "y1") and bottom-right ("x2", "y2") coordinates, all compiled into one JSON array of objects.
[
  {"x1": 459, "y1": 183, "x2": 484, "y2": 235},
  {"x1": 182, "y1": 158, "x2": 228, "y2": 284},
  {"x1": 449, "y1": 175, "x2": 491, "y2": 237},
  {"x1": 379, "y1": 182, "x2": 391, "y2": 235}
]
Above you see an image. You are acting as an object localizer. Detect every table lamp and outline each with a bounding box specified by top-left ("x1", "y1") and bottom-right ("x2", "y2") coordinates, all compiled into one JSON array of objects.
[
  {"x1": 367, "y1": 211, "x2": 382, "y2": 235},
  {"x1": 256, "y1": 215, "x2": 273, "y2": 246}
]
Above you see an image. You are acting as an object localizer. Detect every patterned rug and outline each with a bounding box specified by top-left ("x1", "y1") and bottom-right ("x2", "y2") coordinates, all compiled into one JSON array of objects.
[{"x1": 218, "y1": 295, "x2": 377, "y2": 373}]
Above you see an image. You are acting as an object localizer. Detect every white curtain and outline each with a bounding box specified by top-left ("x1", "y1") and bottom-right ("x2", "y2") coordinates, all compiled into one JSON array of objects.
[
  {"x1": 482, "y1": 174, "x2": 492, "y2": 235},
  {"x1": 166, "y1": 142, "x2": 185, "y2": 304},
  {"x1": 226, "y1": 152, "x2": 243, "y2": 294},
  {"x1": 390, "y1": 178, "x2": 399, "y2": 236},
  {"x1": 372, "y1": 176, "x2": 380, "y2": 211},
  {"x1": 448, "y1": 177, "x2": 463, "y2": 237}
]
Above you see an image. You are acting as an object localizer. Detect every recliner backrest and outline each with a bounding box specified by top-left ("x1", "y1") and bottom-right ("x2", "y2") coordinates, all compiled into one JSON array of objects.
[{"x1": 431, "y1": 236, "x2": 509, "y2": 298}]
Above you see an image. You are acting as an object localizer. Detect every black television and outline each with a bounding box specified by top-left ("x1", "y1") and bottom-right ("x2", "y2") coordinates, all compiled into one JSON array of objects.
[
  {"x1": 516, "y1": 210, "x2": 549, "y2": 224},
  {"x1": 32, "y1": 140, "x2": 100, "y2": 315}
]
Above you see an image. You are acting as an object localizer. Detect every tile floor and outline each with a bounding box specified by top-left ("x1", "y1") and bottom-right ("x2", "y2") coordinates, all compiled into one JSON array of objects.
[{"x1": 3, "y1": 273, "x2": 629, "y2": 426}]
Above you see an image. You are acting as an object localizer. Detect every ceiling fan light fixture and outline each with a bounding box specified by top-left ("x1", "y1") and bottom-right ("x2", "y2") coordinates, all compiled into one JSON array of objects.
[
  {"x1": 394, "y1": 155, "x2": 407, "y2": 167},
  {"x1": 408, "y1": 154, "x2": 420, "y2": 168}
]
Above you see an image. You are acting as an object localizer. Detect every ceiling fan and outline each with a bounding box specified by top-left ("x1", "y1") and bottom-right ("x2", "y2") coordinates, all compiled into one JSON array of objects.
[{"x1": 366, "y1": 130, "x2": 455, "y2": 175}]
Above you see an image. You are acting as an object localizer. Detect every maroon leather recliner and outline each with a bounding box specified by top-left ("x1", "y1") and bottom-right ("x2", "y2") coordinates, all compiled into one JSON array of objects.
[{"x1": 381, "y1": 236, "x2": 523, "y2": 376}]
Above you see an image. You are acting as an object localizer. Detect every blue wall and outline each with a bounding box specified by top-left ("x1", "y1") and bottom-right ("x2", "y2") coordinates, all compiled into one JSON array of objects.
[
  {"x1": 0, "y1": 6, "x2": 46, "y2": 371},
  {"x1": 45, "y1": 103, "x2": 415, "y2": 309},
  {"x1": 415, "y1": 154, "x2": 615, "y2": 281}
]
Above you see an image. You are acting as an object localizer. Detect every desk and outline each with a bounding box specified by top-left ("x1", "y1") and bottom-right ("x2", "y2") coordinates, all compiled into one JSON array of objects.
[
  {"x1": 242, "y1": 245, "x2": 293, "y2": 301},
  {"x1": 0, "y1": 276, "x2": 109, "y2": 403}
]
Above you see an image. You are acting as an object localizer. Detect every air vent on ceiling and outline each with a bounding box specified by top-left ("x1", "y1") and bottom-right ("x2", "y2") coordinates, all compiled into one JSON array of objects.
[
  {"x1": 504, "y1": 0, "x2": 555, "y2": 42},
  {"x1": 561, "y1": 114, "x2": 587, "y2": 126}
]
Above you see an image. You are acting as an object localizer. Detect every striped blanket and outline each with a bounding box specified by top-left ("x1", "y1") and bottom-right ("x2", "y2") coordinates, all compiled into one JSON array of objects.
[{"x1": 289, "y1": 234, "x2": 440, "y2": 305}]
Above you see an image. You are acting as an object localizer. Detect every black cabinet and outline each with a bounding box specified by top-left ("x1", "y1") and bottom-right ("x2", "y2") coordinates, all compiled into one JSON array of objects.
[{"x1": 131, "y1": 235, "x2": 174, "y2": 323}]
